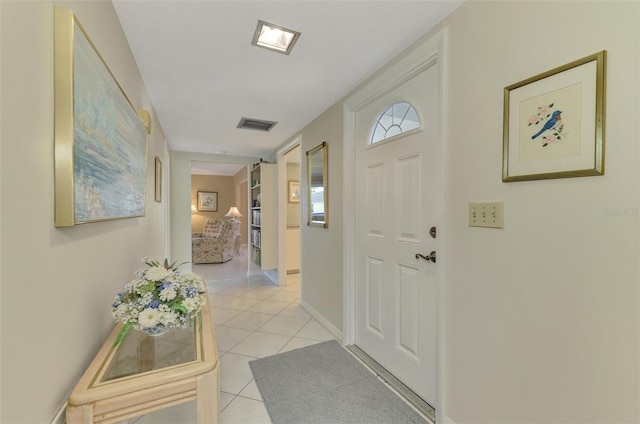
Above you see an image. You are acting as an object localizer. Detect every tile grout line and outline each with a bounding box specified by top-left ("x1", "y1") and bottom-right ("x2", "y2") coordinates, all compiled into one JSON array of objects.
[{"x1": 203, "y1": 266, "x2": 306, "y2": 422}]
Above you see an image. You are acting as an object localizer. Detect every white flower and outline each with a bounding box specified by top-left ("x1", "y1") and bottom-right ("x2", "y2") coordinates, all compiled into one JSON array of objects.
[
  {"x1": 182, "y1": 297, "x2": 198, "y2": 313},
  {"x1": 159, "y1": 287, "x2": 177, "y2": 301},
  {"x1": 160, "y1": 310, "x2": 179, "y2": 326},
  {"x1": 138, "y1": 308, "x2": 161, "y2": 328},
  {"x1": 132, "y1": 279, "x2": 147, "y2": 291},
  {"x1": 141, "y1": 292, "x2": 154, "y2": 305},
  {"x1": 112, "y1": 304, "x2": 128, "y2": 321},
  {"x1": 145, "y1": 266, "x2": 171, "y2": 281},
  {"x1": 112, "y1": 258, "x2": 207, "y2": 343},
  {"x1": 180, "y1": 272, "x2": 205, "y2": 287}
]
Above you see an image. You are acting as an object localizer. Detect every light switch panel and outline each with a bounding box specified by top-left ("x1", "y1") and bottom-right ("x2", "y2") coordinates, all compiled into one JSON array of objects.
[{"x1": 469, "y1": 202, "x2": 504, "y2": 228}]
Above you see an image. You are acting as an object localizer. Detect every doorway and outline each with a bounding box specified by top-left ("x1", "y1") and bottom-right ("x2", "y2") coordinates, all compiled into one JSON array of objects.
[
  {"x1": 343, "y1": 31, "x2": 445, "y2": 422},
  {"x1": 190, "y1": 161, "x2": 248, "y2": 257},
  {"x1": 277, "y1": 138, "x2": 302, "y2": 286}
]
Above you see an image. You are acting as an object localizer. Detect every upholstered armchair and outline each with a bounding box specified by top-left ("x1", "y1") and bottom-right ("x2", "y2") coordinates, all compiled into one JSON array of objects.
[
  {"x1": 192, "y1": 220, "x2": 241, "y2": 264},
  {"x1": 194, "y1": 219, "x2": 223, "y2": 238}
]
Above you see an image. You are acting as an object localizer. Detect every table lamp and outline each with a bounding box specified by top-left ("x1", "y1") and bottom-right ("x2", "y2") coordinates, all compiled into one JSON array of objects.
[{"x1": 225, "y1": 206, "x2": 243, "y2": 221}]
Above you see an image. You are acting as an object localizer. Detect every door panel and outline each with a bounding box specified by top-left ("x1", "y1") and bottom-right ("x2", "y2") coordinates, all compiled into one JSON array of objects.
[
  {"x1": 396, "y1": 153, "x2": 422, "y2": 243},
  {"x1": 366, "y1": 163, "x2": 385, "y2": 238},
  {"x1": 365, "y1": 256, "x2": 384, "y2": 337},
  {"x1": 396, "y1": 263, "x2": 420, "y2": 360},
  {"x1": 355, "y1": 63, "x2": 440, "y2": 406}
]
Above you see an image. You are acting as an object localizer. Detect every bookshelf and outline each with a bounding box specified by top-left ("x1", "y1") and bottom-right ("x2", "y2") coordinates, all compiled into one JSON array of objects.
[{"x1": 249, "y1": 163, "x2": 276, "y2": 270}]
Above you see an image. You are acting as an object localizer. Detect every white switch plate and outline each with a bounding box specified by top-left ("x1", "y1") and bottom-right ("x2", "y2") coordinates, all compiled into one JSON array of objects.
[{"x1": 469, "y1": 202, "x2": 504, "y2": 228}]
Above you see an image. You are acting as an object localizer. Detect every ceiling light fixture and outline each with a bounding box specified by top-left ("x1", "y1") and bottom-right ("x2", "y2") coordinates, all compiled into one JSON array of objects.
[{"x1": 251, "y1": 20, "x2": 300, "y2": 55}]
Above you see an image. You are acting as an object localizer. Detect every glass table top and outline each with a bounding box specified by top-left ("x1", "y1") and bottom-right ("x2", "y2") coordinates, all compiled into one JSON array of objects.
[{"x1": 101, "y1": 324, "x2": 198, "y2": 382}]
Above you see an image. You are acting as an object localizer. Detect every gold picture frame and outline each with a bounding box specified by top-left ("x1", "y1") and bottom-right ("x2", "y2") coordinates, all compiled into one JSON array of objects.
[
  {"x1": 154, "y1": 157, "x2": 162, "y2": 203},
  {"x1": 54, "y1": 7, "x2": 148, "y2": 226},
  {"x1": 306, "y1": 141, "x2": 328, "y2": 228},
  {"x1": 288, "y1": 180, "x2": 300, "y2": 203},
  {"x1": 502, "y1": 51, "x2": 606, "y2": 182}
]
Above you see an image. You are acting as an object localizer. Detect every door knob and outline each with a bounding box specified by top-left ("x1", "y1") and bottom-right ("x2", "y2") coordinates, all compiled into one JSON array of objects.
[{"x1": 415, "y1": 251, "x2": 436, "y2": 263}]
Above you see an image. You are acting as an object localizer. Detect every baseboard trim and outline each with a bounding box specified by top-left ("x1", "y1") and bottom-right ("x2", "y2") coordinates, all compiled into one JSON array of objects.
[
  {"x1": 299, "y1": 299, "x2": 343, "y2": 341},
  {"x1": 264, "y1": 269, "x2": 278, "y2": 284},
  {"x1": 248, "y1": 268, "x2": 279, "y2": 285},
  {"x1": 443, "y1": 416, "x2": 456, "y2": 424},
  {"x1": 50, "y1": 401, "x2": 66, "y2": 424}
]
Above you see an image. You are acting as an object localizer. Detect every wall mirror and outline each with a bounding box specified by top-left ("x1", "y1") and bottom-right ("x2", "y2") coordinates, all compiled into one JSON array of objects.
[{"x1": 306, "y1": 141, "x2": 328, "y2": 228}]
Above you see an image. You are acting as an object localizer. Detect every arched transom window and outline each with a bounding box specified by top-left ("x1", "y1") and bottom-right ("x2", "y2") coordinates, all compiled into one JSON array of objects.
[{"x1": 369, "y1": 101, "x2": 420, "y2": 144}]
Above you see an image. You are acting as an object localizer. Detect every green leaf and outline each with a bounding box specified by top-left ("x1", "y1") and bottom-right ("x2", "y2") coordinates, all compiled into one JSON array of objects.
[
  {"x1": 177, "y1": 261, "x2": 189, "y2": 269},
  {"x1": 113, "y1": 322, "x2": 134, "y2": 347},
  {"x1": 171, "y1": 303, "x2": 188, "y2": 314},
  {"x1": 138, "y1": 281, "x2": 155, "y2": 294},
  {"x1": 543, "y1": 143, "x2": 548, "y2": 147},
  {"x1": 549, "y1": 103, "x2": 554, "y2": 107}
]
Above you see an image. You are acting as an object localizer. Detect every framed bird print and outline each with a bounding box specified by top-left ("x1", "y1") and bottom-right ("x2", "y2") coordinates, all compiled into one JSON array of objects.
[
  {"x1": 502, "y1": 50, "x2": 606, "y2": 182},
  {"x1": 197, "y1": 191, "x2": 218, "y2": 212}
]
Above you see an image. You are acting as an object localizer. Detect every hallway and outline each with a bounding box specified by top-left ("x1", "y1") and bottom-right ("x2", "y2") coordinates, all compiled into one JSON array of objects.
[{"x1": 134, "y1": 249, "x2": 334, "y2": 423}]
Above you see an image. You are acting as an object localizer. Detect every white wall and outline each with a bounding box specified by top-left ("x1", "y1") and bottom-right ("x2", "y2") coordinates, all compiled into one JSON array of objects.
[
  {"x1": 233, "y1": 166, "x2": 248, "y2": 245},
  {"x1": 439, "y1": 1, "x2": 639, "y2": 422},
  {"x1": 0, "y1": 1, "x2": 169, "y2": 422},
  {"x1": 299, "y1": 103, "x2": 344, "y2": 333},
  {"x1": 294, "y1": 1, "x2": 639, "y2": 422}
]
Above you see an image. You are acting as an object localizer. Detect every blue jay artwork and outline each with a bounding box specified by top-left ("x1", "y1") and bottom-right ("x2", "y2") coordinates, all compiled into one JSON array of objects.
[
  {"x1": 531, "y1": 110, "x2": 562, "y2": 139},
  {"x1": 528, "y1": 103, "x2": 567, "y2": 146}
]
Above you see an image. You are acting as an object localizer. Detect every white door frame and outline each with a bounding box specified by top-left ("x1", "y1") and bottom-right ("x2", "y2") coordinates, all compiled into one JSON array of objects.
[
  {"x1": 342, "y1": 29, "x2": 447, "y2": 421},
  {"x1": 277, "y1": 135, "x2": 302, "y2": 286}
]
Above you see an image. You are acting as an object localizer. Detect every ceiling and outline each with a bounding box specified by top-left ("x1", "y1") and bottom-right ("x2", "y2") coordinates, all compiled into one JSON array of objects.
[{"x1": 113, "y1": 1, "x2": 463, "y2": 160}]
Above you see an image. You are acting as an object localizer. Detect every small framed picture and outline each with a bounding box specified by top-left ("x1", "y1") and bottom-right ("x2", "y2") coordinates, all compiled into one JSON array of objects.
[
  {"x1": 288, "y1": 180, "x2": 300, "y2": 203},
  {"x1": 503, "y1": 51, "x2": 606, "y2": 182},
  {"x1": 197, "y1": 191, "x2": 218, "y2": 212},
  {"x1": 154, "y1": 157, "x2": 162, "y2": 203}
]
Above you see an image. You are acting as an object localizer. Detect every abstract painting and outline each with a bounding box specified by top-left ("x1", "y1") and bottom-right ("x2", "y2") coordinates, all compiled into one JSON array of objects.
[{"x1": 54, "y1": 7, "x2": 147, "y2": 226}]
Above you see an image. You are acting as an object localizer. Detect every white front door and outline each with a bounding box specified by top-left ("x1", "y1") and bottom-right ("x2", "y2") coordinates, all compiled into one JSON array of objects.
[{"x1": 354, "y1": 62, "x2": 441, "y2": 407}]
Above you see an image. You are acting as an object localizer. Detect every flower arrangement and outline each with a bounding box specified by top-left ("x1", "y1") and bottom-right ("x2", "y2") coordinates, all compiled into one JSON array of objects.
[{"x1": 111, "y1": 258, "x2": 207, "y2": 345}]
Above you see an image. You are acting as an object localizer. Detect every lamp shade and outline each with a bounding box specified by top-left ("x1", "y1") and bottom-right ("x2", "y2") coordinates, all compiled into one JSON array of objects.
[
  {"x1": 225, "y1": 206, "x2": 243, "y2": 219},
  {"x1": 191, "y1": 205, "x2": 197, "y2": 214}
]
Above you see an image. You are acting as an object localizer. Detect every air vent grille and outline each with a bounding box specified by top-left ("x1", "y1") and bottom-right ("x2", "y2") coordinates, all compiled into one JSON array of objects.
[{"x1": 237, "y1": 117, "x2": 278, "y2": 132}]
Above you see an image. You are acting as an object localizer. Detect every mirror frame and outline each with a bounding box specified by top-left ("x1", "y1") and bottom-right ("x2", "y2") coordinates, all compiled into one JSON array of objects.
[{"x1": 306, "y1": 141, "x2": 328, "y2": 228}]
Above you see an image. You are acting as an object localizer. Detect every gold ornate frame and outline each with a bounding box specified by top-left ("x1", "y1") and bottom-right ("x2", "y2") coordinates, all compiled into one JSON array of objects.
[{"x1": 503, "y1": 51, "x2": 606, "y2": 182}]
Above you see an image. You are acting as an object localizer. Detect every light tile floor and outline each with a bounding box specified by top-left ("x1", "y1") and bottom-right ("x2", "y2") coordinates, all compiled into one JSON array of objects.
[{"x1": 131, "y1": 249, "x2": 333, "y2": 423}]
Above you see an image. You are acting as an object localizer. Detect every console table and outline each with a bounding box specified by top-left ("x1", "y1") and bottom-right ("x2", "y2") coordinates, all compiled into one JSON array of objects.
[{"x1": 66, "y1": 305, "x2": 218, "y2": 423}]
